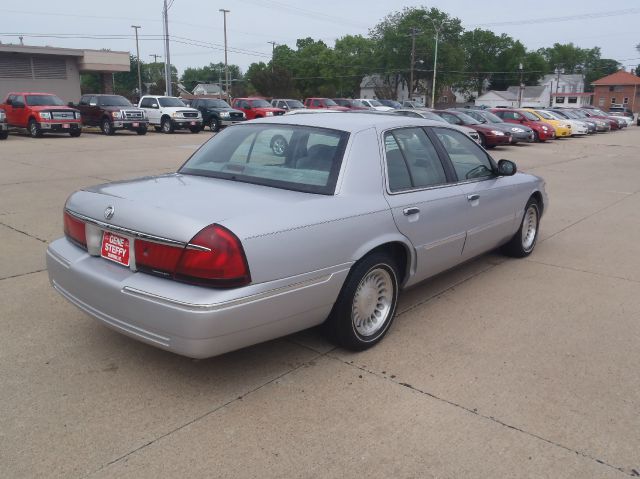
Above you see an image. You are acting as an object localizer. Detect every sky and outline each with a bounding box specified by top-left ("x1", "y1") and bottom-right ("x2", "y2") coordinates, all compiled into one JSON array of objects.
[{"x1": 1, "y1": 0, "x2": 639, "y2": 76}]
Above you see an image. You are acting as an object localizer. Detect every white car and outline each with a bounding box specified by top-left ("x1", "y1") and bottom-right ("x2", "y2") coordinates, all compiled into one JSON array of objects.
[
  {"x1": 609, "y1": 114, "x2": 633, "y2": 127},
  {"x1": 543, "y1": 110, "x2": 588, "y2": 136},
  {"x1": 357, "y1": 99, "x2": 394, "y2": 112},
  {"x1": 138, "y1": 96, "x2": 203, "y2": 134}
]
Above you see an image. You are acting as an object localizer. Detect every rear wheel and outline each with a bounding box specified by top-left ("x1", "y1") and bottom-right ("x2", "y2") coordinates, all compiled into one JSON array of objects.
[
  {"x1": 101, "y1": 118, "x2": 115, "y2": 135},
  {"x1": 479, "y1": 133, "x2": 487, "y2": 148},
  {"x1": 28, "y1": 119, "x2": 42, "y2": 138},
  {"x1": 161, "y1": 117, "x2": 173, "y2": 134},
  {"x1": 325, "y1": 252, "x2": 399, "y2": 351},
  {"x1": 502, "y1": 198, "x2": 540, "y2": 258}
]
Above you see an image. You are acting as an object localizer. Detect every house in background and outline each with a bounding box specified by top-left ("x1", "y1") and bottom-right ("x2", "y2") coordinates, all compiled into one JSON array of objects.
[
  {"x1": 193, "y1": 83, "x2": 224, "y2": 97},
  {"x1": 591, "y1": 70, "x2": 640, "y2": 113},
  {"x1": 539, "y1": 73, "x2": 591, "y2": 108},
  {"x1": 359, "y1": 74, "x2": 410, "y2": 101},
  {"x1": 474, "y1": 86, "x2": 548, "y2": 108}
]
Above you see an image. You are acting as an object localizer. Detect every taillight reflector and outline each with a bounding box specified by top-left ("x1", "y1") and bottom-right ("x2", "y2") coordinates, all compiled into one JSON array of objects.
[{"x1": 64, "y1": 211, "x2": 87, "y2": 248}]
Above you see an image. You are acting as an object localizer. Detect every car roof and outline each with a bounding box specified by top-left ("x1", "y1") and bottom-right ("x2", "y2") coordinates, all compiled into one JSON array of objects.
[
  {"x1": 246, "y1": 111, "x2": 451, "y2": 133},
  {"x1": 8, "y1": 92, "x2": 56, "y2": 95}
]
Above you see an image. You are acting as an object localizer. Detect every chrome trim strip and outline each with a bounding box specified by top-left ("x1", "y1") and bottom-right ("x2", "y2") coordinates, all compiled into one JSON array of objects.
[
  {"x1": 65, "y1": 209, "x2": 209, "y2": 251},
  {"x1": 121, "y1": 272, "x2": 339, "y2": 312},
  {"x1": 421, "y1": 231, "x2": 466, "y2": 251}
]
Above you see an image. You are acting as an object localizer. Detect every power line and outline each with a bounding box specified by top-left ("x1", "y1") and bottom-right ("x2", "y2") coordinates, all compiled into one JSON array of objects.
[{"x1": 468, "y1": 7, "x2": 640, "y2": 28}]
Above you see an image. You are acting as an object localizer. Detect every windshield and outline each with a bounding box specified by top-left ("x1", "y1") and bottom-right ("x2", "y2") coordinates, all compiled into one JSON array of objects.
[
  {"x1": 287, "y1": 100, "x2": 304, "y2": 108},
  {"x1": 381, "y1": 100, "x2": 401, "y2": 108},
  {"x1": 419, "y1": 111, "x2": 445, "y2": 121},
  {"x1": 591, "y1": 109, "x2": 608, "y2": 116},
  {"x1": 323, "y1": 99, "x2": 338, "y2": 106},
  {"x1": 333, "y1": 99, "x2": 349, "y2": 106},
  {"x1": 249, "y1": 99, "x2": 271, "y2": 107},
  {"x1": 180, "y1": 124, "x2": 349, "y2": 195},
  {"x1": 551, "y1": 110, "x2": 569, "y2": 119},
  {"x1": 26, "y1": 95, "x2": 65, "y2": 106},
  {"x1": 572, "y1": 110, "x2": 587, "y2": 118},
  {"x1": 455, "y1": 112, "x2": 480, "y2": 125},
  {"x1": 521, "y1": 111, "x2": 540, "y2": 121},
  {"x1": 535, "y1": 110, "x2": 555, "y2": 120},
  {"x1": 204, "y1": 100, "x2": 231, "y2": 108},
  {"x1": 98, "y1": 95, "x2": 132, "y2": 107},
  {"x1": 367, "y1": 100, "x2": 382, "y2": 107},
  {"x1": 479, "y1": 111, "x2": 503, "y2": 123},
  {"x1": 158, "y1": 97, "x2": 186, "y2": 107}
]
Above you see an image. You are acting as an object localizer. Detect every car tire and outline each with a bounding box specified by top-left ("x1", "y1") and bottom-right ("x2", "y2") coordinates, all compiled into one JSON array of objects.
[
  {"x1": 28, "y1": 119, "x2": 42, "y2": 138},
  {"x1": 479, "y1": 133, "x2": 487, "y2": 148},
  {"x1": 190, "y1": 126, "x2": 201, "y2": 133},
  {"x1": 326, "y1": 252, "x2": 399, "y2": 351},
  {"x1": 0, "y1": 130, "x2": 8, "y2": 140},
  {"x1": 69, "y1": 130, "x2": 82, "y2": 137},
  {"x1": 502, "y1": 197, "x2": 540, "y2": 258},
  {"x1": 136, "y1": 126, "x2": 147, "y2": 135},
  {"x1": 101, "y1": 118, "x2": 115, "y2": 136},
  {"x1": 209, "y1": 118, "x2": 220, "y2": 132},
  {"x1": 161, "y1": 117, "x2": 173, "y2": 134},
  {"x1": 270, "y1": 134, "x2": 288, "y2": 156}
]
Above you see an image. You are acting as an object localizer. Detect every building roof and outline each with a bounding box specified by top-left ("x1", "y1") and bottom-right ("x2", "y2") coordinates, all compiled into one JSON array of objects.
[
  {"x1": 506, "y1": 85, "x2": 546, "y2": 99},
  {"x1": 0, "y1": 44, "x2": 130, "y2": 73},
  {"x1": 591, "y1": 70, "x2": 640, "y2": 86}
]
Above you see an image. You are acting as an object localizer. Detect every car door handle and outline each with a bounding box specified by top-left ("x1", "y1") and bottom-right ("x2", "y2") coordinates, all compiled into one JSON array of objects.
[
  {"x1": 403, "y1": 207, "x2": 420, "y2": 216},
  {"x1": 467, "y1": 194, "x2": 480, "y2": 201}
]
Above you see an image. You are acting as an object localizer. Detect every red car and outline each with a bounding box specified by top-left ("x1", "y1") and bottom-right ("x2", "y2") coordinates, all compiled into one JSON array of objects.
[
  {"x1": 1, "y1": 92, "x2": 82, "y2": 138},
  {"x1": 231, "y1": 98, "x2": 285, "y2": 120},
  {"x1": 433, "y1": 110, "x2": 511, "y2": 148},
  {"x1": 304, "y1": 98, "x2": 349, "y2": 111},
  {"x1": 490, "y1": 108, "x2": 555, "y2": 142},
  {"x1": 579, "y1": 108, "x2": 622, "y2": 130}
]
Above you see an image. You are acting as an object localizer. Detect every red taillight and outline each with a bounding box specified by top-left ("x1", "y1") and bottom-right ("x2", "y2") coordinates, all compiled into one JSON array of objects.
[
  {"x1": 176, "y1": 224, "x2": 251, "y2": 287},
  {"x1": 64, "y1": 211, "x2": 87, "y2": 248},
  {"x1": 134, "y1": 240, "x2": 183, "y2": 276}
]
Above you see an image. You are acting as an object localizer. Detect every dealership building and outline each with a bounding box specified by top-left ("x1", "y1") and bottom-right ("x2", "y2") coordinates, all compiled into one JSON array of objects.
[{"x1": 0, "y1": 44, "x2": 130, "y2": 102}]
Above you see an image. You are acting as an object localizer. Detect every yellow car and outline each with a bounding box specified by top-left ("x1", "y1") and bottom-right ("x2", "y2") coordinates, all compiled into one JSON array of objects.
[{"x1": 523, "y1": 109, "x2": 572, "y2": 138}]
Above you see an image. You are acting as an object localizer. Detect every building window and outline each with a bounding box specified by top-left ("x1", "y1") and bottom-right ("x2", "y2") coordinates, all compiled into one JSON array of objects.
[
  {"x1": 608, "y1": 86, "x2": 614, "y2": 92},
  {"x1": 614, "y1": 86, "x2": 624, "y2": 92},
  {"x1": 556, "y1": 97, "x2": 565, "y2": 103},
  {"x1": 568, "y1": 97, "x2": 577, "y2": 104},
  {"x1": 440, "y1": 96, "x2": 448, "y2": 103},
  {"x1": 611, "y1": 97, "x2": 616, "y2": 104},
  {"x1": 623, "y1": 97, "x2": 629, "y2": 104},
  {"x1": 598, "y1": 97, "x2": 605, "y2": 106}
]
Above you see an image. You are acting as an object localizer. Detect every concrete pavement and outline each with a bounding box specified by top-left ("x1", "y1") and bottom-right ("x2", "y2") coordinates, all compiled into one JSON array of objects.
[{"x1": 1, "y1": 126, "x2": 639, "y2": 478}]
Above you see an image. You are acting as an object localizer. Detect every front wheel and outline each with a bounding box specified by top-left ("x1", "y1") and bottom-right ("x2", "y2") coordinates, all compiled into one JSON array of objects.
[
  {"x1": 502, "y1": 198, "x2": 540, "y2": 257},
  {"x1": 190, "y1": 126, "x2": 201, "y2": 133},
  {"x1": 0, "y1": 130, "x2": 8, "y2": 140},
  {"x1": 154, "y1": 126, "x2": 162, "y2": 132},
  {"x1": 28, "y1": 119, "x2": 42, "y2": 138},
  {"x1": 69, "y1": 130, "x2": 82, "y2": 137},
  {"x1": 161, "y1": 117, "x2": 173, "y2": 134},
  {"x1": 101, "y1": 118, "x2": 115, "y2": 135},
  {"x1": 136, "y1": 126, "x2": 147, "y2": 135},
  {"x1": 209, "y1": 117, "x2": 220, "y2": 132},
  {"x1": 325, "y1": 253, "x2": 399, "y2": 351}
]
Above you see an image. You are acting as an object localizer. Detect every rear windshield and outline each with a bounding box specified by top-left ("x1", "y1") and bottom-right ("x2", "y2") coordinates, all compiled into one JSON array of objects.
[
  {"x1": 26, "y1": 95, "x2": 64, "y2": 106},
  {"x1": 179, "y1": 124, "x2": 350, "y2": 195}
]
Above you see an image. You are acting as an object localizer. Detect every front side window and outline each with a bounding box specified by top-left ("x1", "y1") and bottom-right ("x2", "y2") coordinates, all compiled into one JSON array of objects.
[
  {"x1": 158, "y1": 97, "x2": 186, "y2": 107},
  {"x1": 180, "y1": 124, "x2": 349, "y2": 195},
  {"x1": 433, "y1": 128, "x2": 494, "y2": 181},
  {"x1": 384, "y1": 128, "x2": 447, "y2": 192}
]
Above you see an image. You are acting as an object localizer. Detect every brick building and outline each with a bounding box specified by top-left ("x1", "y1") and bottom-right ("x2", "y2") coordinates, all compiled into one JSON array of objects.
[{"x1": 591, "y1": 70, "x2": 640, "y2": 113}]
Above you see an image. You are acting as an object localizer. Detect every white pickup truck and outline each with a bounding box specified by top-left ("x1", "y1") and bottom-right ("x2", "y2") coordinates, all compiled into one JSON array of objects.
[{"x1": 138, "y1": 95, "x2": 202, "y2": 133}]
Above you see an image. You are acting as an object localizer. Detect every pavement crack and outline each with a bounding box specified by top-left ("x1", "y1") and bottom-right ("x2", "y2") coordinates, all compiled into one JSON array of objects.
[
  {"x1": 85, "y1": 352, "x2": 325, "y2": 478},
  {"x1": 328, "y1": 355, "x2": 634, "y2": 477},
  {"x1": 0, "y1": 269, "x2": 47, "y2": 281},
  {"x1": 524, "y1": 258, "x2": 640, "y2": 284},
  {"x1": 0, "y1": 222, "x2": 48, "y2": 243}
]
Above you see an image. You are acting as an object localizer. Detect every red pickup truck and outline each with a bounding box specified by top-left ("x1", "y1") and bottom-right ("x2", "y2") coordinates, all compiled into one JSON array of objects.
[
  {"x1": 1, "y1": 92, "x2": 82, "y2": 138},
  {"x1": 231, "y1": 98, "x2": 285, "y2": 120}
]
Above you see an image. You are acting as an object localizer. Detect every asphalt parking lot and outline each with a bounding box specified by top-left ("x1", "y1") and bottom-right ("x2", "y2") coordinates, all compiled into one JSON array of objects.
[{"x1": 2, "y1": 125, "x2": 639, "y2": 478}]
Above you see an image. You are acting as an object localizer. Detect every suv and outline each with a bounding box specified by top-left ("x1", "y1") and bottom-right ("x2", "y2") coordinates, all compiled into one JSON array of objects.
[
  {"x1": 190, "y1": 98, "x2": 246, "y2": 132},
  {"x1": 231, "y1": 98, "x2": 286, "y2": 120},
  {"x1": 138, "y1": 95, "x2": 202, "y2": 133},
  {"x1": 0, "y1": 109, "x2": 7, "y2": 139},
  {"x1": 271, "y1": 99, "x2": 306, "y2": 112},
  {"x1": 0, "y1": 92, "x2": 82, "y2": 138},
  {"x1": 304, "y1": 98, "x2": 349, "y2": 111},
  {"x1": 75, "y1": 94, "x2": 148, "y2": 135}
]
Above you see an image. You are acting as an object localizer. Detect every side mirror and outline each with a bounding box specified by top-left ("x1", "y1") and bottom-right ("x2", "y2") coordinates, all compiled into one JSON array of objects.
[
  {"x1": 89, "y1": 102, "x2": 97, "y2": 107},
  {"x1": 497, "y1": 159, "x2": 517, "y2": 176},
  {"x1": 151, "y1": 103, "x2": 158, "y2": 109},
  {"x1": 6, "y1": 99, "x2": 13, "y2": 106},
  {"x1": 67, "y1": 102, "x2": 75, "y2": 107}
]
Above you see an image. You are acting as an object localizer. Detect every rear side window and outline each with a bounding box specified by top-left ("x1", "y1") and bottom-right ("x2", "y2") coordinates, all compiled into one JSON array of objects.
[
  {"x1": 384, "y1": 128, "x2": 447, "y2": 192},
  {"x1": 433, "y1": 128, "x2": 494, "y2": 181},
  {"x1": 180, "y1": 124, "x2": 349, "y2": 195}
]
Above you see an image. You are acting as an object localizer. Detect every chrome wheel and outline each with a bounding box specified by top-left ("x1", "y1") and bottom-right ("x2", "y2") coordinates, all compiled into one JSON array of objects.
[
  {"x1": 521, "y1": 205, "x2": 538, "y2": 252},
  {"x1": 352, "y1": 267, "x2": 393, "y2": 338}
]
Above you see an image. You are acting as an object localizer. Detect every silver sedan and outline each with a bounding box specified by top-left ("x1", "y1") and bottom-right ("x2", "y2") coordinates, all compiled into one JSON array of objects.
[{"x1": 47, "y1": 113, "x2": 547, "y2": 358}]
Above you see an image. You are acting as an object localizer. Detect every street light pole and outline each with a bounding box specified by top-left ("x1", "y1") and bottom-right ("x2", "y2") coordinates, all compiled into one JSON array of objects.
[
  {"x1": 219, "y1": 9, "x2": 230, "y2": 101},
  {"x1": 163, "y1": 0, "x2": 172, "y2": 96},
  {"x1": 131, "y1": 25, "x2": 143, "y2": 99},
  {"x1": 518, "y1": 62, "x2": 524, "y2": 108},
  {"x1": 408, "y1": 28, "x2": 419, "y2": 101},
  {"x1": 425, "y1": 17, "x2": 447, "y2": 108},
  {"x1": 268, "y1": 41, "x2": 277, "y2": 73}
]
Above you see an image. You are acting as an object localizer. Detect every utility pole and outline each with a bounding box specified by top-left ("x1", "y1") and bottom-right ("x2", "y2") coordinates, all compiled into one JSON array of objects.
[
  {"x1": 163, "y1": 0, "x2": 172, "y2": 96},
  {"x1": 131, "y1": 25, "x2": 143, "y2": 99},
  {"x1": 268, "y1": 41, "x2": 276, "y2": 73},
  {"x1": 553, "y1": 65, "x2": 564, "y2": 106},
  {"x1": 219, "y1": 9, "x2": 230, "y2": 101},
  {"x1": 408, "y1": 28, "x2": 419, "y2": 102},
  {"x1": 518, "y1": 63, "x2": 524, "y2": 108}
]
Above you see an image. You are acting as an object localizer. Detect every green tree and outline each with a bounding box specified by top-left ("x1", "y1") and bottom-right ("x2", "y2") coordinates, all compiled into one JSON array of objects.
[
  {"x1": 181, "y1": 62, "x2": 242, "y2": 92},
  {"x1": 245, "y1": 62, "x2": 296, "y2": 97}
]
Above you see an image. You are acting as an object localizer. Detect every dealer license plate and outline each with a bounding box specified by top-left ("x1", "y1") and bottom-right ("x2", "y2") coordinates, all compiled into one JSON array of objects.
[
  {"x1": 132, "y1": 122, "x2": 139, "y2": 127},
  {"x1": 101, "y1": 232, "x2": 130, "y2": 267},
  {"x1": 63, "y1": 124, "x2": 70, "y2": 129},
  {"x1": 190, "y1": 121, "x2": 196, "y2": 126}
]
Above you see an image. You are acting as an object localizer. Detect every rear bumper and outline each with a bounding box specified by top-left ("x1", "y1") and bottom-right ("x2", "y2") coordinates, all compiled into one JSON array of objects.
[
  {"x1": 47, "y1": 238, "x2": 348, "y2": 358},
  {"x1": 220, "y1": 118, "x2": 246, "y2": 126},
  {"x1": 113, "y1": 120, "x2": 148, "y2": 130}
]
